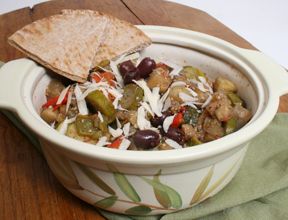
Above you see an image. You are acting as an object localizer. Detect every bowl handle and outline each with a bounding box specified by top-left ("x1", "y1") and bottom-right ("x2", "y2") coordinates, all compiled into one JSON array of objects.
[
  {"x1": 239, "y1": 49, "x2": 288, "y2": 96},
  {"x1": 0, "y1": 59, "x2": 37, "y2": 111}
]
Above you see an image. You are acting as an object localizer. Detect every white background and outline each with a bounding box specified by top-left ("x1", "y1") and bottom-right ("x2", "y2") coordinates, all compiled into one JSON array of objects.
[{"x1": 1, "y1": 0, "x2": 287, "y2": 69}]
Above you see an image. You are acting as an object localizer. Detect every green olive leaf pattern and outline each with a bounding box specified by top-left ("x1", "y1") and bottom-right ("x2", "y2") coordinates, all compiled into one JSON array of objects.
[
  {"x1": 94, "y1": 195, "x2": 118, "y2": 209},
  {"x1": 108, "y1": 164, "x2": 141, "y2": 202},
  {"x1": 125, "y1": 205, "x2": 152, "y2": 215},
  {"x1": 190, "y1": 166, "x2": 214, "y2": 205},
  {"x1": 200, "y1": 158, "x2": 240, "y2": 201},
  {"x1": 76, "y1": 163, "x2": 116, "y2": 195},
  {"x1": 141, "y1": 176, "x2": 182, "y2": 209},
  {"x1": 43, "y1": 147, "x2": 82, "y2": 190},
  {"x1": 152, "y1": 170, "x2": 171, "y2": 208}
]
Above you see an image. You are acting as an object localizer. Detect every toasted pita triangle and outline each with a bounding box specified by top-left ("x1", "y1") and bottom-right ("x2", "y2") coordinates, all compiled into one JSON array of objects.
[
  {"x1": 8, "y1": 10, "x2": 108, "y2": 82},
  {"x1": 90, "y1": 13, "x2": 152, "y2": 67}
]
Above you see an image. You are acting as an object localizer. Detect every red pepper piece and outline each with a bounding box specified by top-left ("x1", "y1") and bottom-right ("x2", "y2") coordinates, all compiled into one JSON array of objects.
[
  {"x1": 108, "y1": 136, "x2": 123, "y2": 149},
  {"x1": 42, "y1": 96, "x2": 59, "y2": 109},
  {"x1": 92, "y1": 72, "x2": 116, "y2": 86},
  {"x1": 171, "y1": 112, "x2": 184, "y2": 128},
  {"x1": 53, "y1": 92, "x2": 69, "y2": 111}
]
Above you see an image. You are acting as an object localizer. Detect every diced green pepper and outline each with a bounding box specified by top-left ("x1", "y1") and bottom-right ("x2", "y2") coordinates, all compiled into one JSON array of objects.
[
  {"x1": 85, "y1": 90, "x2": 116, "y2": 122},
  {"x1": 187, "y1": 136, "x2": 202, "y2": 146},
  {"x1": 181, "y1": 66, "x2": 205, "y2": 79},
  {"x1": 183, "y1": 107, "x2": 199, "y2": 126},
  {"x1": 66, "y1": 122, "x2": 98, "y2": 143},
  {"x1": 225, "y1": 118, "x2": 237, "y2": 135},
  {"x1": 90, "y1": 59, "x2": 110, "y2": 72},
  {"x1": 119, "y1": 84, "x2": 144, "y2": 110},
  {"x1": 75, "y1": 115, "x2": 99, "y2": 137},
  {"x1": 227, "y1": 93, "x2": 244, "y2": 106}
]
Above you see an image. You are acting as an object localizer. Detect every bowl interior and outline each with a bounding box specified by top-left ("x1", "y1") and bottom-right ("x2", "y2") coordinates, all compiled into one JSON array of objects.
[{"x1": 32, "y1": 43, "x2": 258, "y2": 116}]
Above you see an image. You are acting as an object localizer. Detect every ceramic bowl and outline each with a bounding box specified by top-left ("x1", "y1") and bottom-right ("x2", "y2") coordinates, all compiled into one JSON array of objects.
[{"x1": 0, "y1": 26, "x2": 287, "y2": 215}]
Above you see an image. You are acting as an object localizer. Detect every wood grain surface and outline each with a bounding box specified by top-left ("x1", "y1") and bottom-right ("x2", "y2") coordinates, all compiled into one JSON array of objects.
[{"x1": 0, "y1": 0, "x2": 287, "y2": 219}]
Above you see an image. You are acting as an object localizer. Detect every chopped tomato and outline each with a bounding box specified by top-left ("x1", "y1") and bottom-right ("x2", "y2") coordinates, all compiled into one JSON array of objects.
[
  {"x1": 108, "y1": 136, "x2": 123, "y2": 149},
  {"x1": 92, "y1": 72, "x2": 116, "y2": 86},
  {"x1": 171, "y1": 112, "x2": 184, "y2": 128}
]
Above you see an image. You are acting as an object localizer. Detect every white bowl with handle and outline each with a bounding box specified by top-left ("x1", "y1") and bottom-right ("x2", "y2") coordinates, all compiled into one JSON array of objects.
[{"x1": 0, "y1": 26, "x2": 287, "y2": 215}]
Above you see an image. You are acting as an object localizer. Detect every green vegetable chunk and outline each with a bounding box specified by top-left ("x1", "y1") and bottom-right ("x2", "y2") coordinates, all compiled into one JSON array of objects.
[
  {"x1": 187, "y1": 136, "x2": 202, "y2": 146},
  {"x1": 225, "y1": 118, "x2": 237, "y2": 135},
  {"x1": 119, "y1": 84, "x2": 144, "y2": 110},
  {"x1": 181, "y1": 66, "x2": 205, "y2": 79},
  {"x1": 75, "y1": 115, "x2": 103, "y2": 139},
  {"x1": 85, "y1": 90, "x2": 116, "y2": 121},
  {"x1": 183, "y1": 106, "x2": 199, "y2": 126},
  {"x1": 228, "y1": 93, "x2": 244, "y2": 106}
]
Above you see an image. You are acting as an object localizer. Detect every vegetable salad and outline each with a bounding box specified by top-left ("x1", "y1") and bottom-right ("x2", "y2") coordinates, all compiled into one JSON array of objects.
[{"x1": 40, "y1": 53, "x2": 252, "y2": 150}]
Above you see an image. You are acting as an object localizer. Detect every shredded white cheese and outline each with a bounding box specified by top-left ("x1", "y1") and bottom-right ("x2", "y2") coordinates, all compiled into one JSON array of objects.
[
  {"x1": 65, "y1": 91, "x2": 73, "y2": 113},
  {"x1": 197, "y1": 82, "x2": 208, "y2": 93},
  {"x1": 108, "y1": 126, "x2": 123, "y2": 138},
  {"x1": 201, "y1": 94, "x2": 212, "y2": 108},
  {"x1": 165, "y1": 138, "x2": 183, "y2": 149},
  {"x1": 112, "y1": 97, "x2": 120, "y2": 109},
  {"x1": 182, "y1": 102, "x2": 198, "y2": 109},
  {"x1": 162, "y1": 97, "x2": 171, "y2": 112},
  {"x1": 159, "y1": 60, "x2": 182, "y2": 77},
  {"x1": 116, "y1": 52, "x2": 140, "y2": 65},
  {"x1": 140, "y1": 102, "x2": 154, "y2": 117},
  {"x1": 179, "y1": 92, "x2": 198, "y2": 103},
  {"x1": 97, "y1": 111, "x2": 104, "y2": 122},
  {"x1": 122, "y1": 122, "x2": 130, "y2": 137},
  {"x1": 163, "y1": 115, "x2": 175, "y2": 133},
  {"x1": 110, "y1": 60, "x2": 124, "y2": 87},
  {"x1": 198, "y1": 76, "x2": 213, "y2": 94},
  {"x1": 137, "y1": 106, "x2": 152, "y2": 130},
  {"x1": 56, "y1": 85, "x2": 70, "y2": 105},
  {"x1": 95, "y1": 137, "x2": 110, "y2": 148},
  {"x1": 116, "y1": 117, "x2": 121, "y2": 128},
  {"x1": 186, "y1": 87, "x2": 198, "y2": 97},
  {"x1": 58, "y1": 116, "x2": 76, "y2": 135},
  {"x1": 133, "y1": 80, "x2": 162, "y2": 117},
  {"x1": 170, "y1": 81, "x2": 186, "y2": 88},
  {"x1": 74, "y1": 84, "x2": 88, "y2": 115},
  {"x1": 114, "y1": 53, "x2": 127, "y2": 64},
  {"x1": 118, "y1": 138, "x2": 131, "y2": 150}
]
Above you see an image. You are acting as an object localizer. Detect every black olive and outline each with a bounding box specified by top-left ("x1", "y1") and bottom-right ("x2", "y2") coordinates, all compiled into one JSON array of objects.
[
  {"x1": 123, "y1": 69, "x2": 141, "y2": 85},
  {"x1": 137, "y1": 57, "x2": 156, "y2": 79},
  {"x1": 150, "y1": 112, "x2": 172, "y2": 127},
  {"x1": 119, "y1": 60, "x2": 137, "y2": 77},
  {"x1": 133, "y1": 130, "x2": 160, "y2": 149},
  {"x1": 164, "y1": 127, "x2": 185, "y2": 145}
]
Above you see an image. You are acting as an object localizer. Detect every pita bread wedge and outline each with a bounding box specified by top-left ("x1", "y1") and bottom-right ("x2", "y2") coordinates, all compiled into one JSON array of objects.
[
  {"x1": 8, "y1": 10, "x2": 108, "y2": 82},
  {"x1": 89, "y1": 12, "x2": 152, "y2": 67}
]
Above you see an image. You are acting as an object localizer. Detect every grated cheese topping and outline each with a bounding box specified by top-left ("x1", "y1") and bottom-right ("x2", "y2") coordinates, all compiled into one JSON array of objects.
[
  {"x1": 163, "y1": 115, "x2": 175, "y2": 133},
  {"x1": 56, "y1": 85, "x2": 70, "y2": 105},
  {"x1": 108, "y1": 126, "x2": 123, "y2": 138},
  {"x1": 118, "y1": 138, "x2": 131, "y2": 150},
  {"x1": 165, "y1": 138, "x2": 183, "y2": 149},
  {"x1": 122, "y1": 122, "x2": 130, "y2": 137},
  {"x1": 74, "y1": 84, "x2": 88, "y2": 115},
  {"x1": 137, "y1": 105, "x2": 152, "y2": 130},
  {"x1": 95, "y1": 137, "x2": 110, "y2": 148}
]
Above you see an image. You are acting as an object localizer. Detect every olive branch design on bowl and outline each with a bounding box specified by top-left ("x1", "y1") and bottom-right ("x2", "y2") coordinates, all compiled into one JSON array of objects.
[{"x1": 43, "y1": 145, "x2": 240, "y2": 215}]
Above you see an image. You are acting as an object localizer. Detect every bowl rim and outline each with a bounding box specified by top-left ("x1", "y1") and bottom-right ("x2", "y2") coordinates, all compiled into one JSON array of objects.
[{"x1": 16, "y1": 25, "x2": 280, "y2": 165}]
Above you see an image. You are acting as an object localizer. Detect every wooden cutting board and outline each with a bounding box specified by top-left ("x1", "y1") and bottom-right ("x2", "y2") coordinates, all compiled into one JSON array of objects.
[{"x1": 0, "y1": 0, "x2": 287, "y2": 219}]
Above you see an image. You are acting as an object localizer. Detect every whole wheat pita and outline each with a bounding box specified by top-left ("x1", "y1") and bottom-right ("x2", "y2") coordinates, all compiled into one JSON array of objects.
[
  {"x1": 8, "y1": 10, "x2": 108, "y2": 82},
  {"x1": 8, "y1": 10, "x2": 152, "y2": 82}
]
